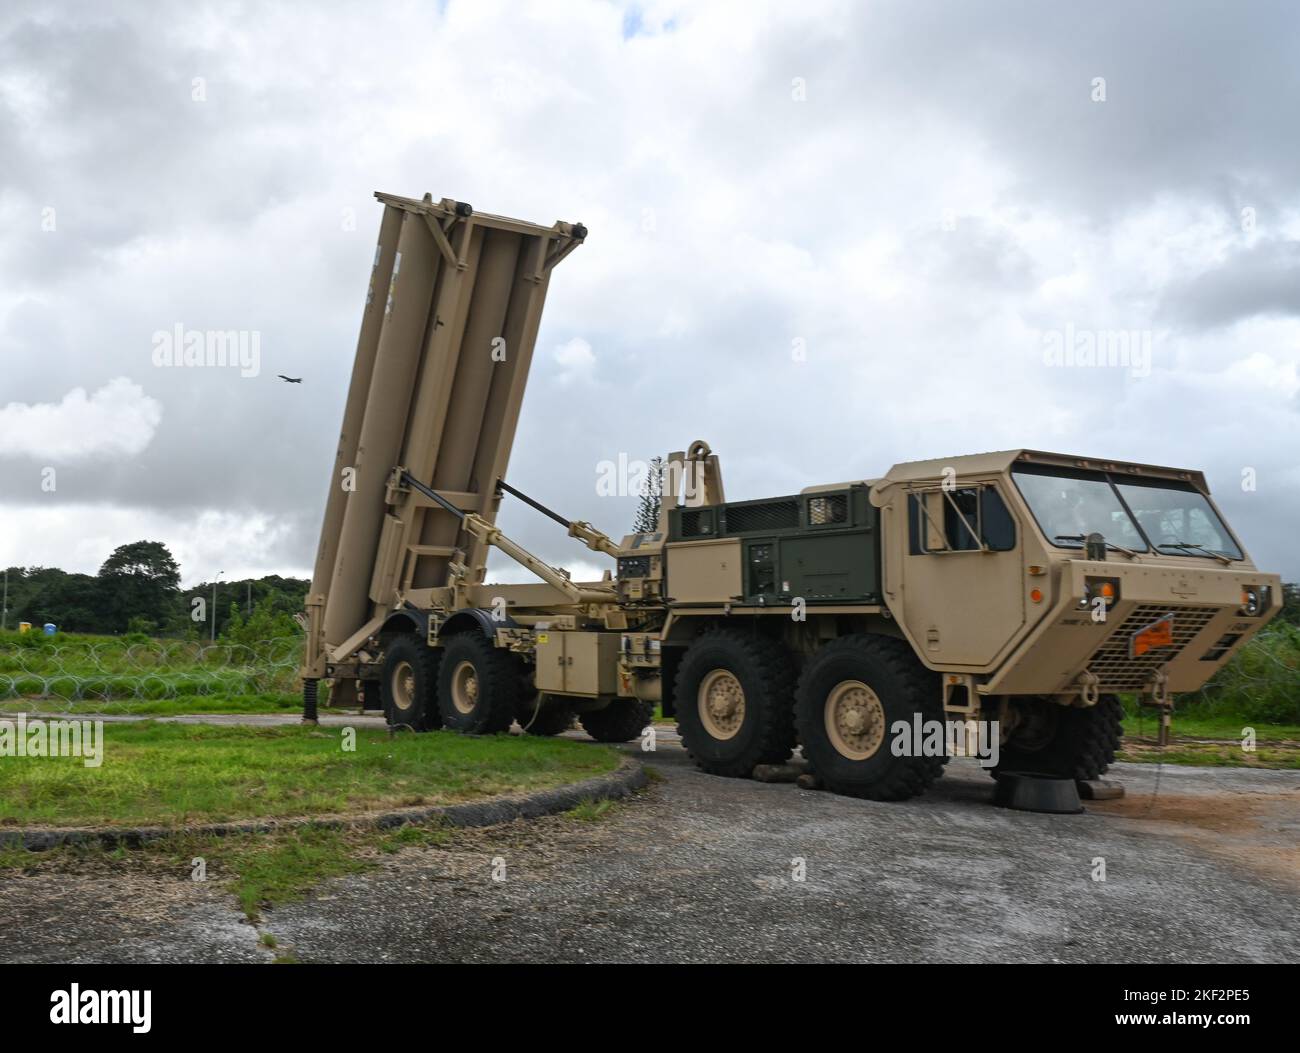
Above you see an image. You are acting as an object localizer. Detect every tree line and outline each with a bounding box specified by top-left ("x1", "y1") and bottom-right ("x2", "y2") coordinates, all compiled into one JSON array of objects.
[
  {"x1": 5, "y1": 535, "x2": 1297, "y2": 639},
  {"x1": 2, "y1": 540, "x2": 308, "y2": 638}
]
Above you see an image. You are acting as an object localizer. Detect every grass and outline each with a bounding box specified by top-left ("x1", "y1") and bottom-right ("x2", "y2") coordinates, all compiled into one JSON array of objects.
[
  {"x1": 0, "y1": 793, "x2": 628, "y2": 923},
  {"x1": 0, "y1": 691, "x2": 301, "y2": 717},
  {"x1": 0, "y1": 722, "x2": 619, "y2": 828},
  {"x1": 569, "y1": 798, "x2": 616, "y2": 822},
  {"x1": 1120, "y1": 703, "x2": 1299, "y2": 769},
  {"x1": 0, "y1": 827, "x2": 395, "y2": 921},
  {"x1": 1117, "y1": 743, "x2": 1300, "y2": 769},
  {"x1": 1122, "y1": 708, "x2": 1300, "y2": 743},
  {"x1": 1118, "y1": 695, "x2": 1300, "y2": 769},
  {"x1": 218, "y1": 829, "x2": 375, "y2": 919}
]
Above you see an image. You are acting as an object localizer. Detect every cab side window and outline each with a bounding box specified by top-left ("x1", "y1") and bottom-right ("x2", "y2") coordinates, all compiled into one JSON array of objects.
[{"x1": 909, "y1": 485, "x2": 1016, "y2": 554}]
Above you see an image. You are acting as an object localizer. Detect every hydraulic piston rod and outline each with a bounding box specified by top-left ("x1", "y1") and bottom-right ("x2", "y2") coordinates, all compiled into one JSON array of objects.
[{"x1": 397, "y1": 471, "x2": 615, "y2": 604}]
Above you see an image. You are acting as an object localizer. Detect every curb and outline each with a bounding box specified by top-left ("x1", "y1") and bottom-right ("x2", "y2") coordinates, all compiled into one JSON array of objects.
[{"x1": 1, "y1": 755, "x2": 647, "y2": 852}]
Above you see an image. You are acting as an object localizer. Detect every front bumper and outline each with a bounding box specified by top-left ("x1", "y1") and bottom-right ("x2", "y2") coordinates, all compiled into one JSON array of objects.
[{"x1": 985, "y1": 561, "x2": 1282, "y2": 697}]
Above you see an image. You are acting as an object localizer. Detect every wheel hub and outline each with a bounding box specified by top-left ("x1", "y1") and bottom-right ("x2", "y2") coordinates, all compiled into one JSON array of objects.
[
  {"x1": 825, "y1": 680, "x2": 886, "y2": 761},
  {"x1": 451, "y1": 660, "x2": 480, "y2": 715},
  {"x1": 698, "y1": 669, "x2": 745, "y2": 741},
  {"x1": 391, "y1": 660, "x2": 415, "y2": 712}
]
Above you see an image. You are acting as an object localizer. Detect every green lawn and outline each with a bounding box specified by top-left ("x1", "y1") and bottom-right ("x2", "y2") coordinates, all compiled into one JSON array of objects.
[
  {"x1": 1116, "y1": 743, "x2": 1300, "y2": 769},
  {"x1": 1119, "y1": 709, "x2": 1299, "y2": 769},
  {"x1": 1122, "y1": 711, "x2": 1300, "y2": 742},
  {"x1": 0, "y1": 722, "x2": 619, "y2": 828},
  {"x1": 0, "y1": 691, "x2": 301, "y2": 717}
]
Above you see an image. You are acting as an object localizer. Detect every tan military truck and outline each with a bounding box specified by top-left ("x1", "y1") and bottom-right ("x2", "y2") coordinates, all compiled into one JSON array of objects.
[{"x1": 301, "y1": 193, "x2": 1282, "y2": 802}]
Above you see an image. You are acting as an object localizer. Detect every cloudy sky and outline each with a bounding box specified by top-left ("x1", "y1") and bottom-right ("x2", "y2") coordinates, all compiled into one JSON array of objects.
[{"x1": 1, "y1": 0, "x2": 1298, "y2": 590}]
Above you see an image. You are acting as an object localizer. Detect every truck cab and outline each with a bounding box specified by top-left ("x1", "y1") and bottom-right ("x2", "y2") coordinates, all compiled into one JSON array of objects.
[{"x1": 871, "y1": 449, "x2": 1280, "y2": 708}]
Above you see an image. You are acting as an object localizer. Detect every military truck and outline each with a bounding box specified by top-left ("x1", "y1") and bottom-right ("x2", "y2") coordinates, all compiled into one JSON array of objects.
[{"x1": 301, "y1": 192, "x2": 1282, "y2": 802}]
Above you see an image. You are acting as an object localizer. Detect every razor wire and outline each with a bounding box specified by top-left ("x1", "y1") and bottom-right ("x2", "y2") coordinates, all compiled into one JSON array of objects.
[{"x1": 0, "y1": 637, "x2": 306, "y2": 712}]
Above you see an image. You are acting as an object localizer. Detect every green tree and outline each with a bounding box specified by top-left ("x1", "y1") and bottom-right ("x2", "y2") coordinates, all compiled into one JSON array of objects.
[
  {"x1": 8, "y1": 566, "x2": 105, "y2": 633},
  {"x1": 98, "y1": 541, "x2": 182, "y2": 632},
  {"x1": 633, "y1": 456, "x2": 665, "y2": 534}
]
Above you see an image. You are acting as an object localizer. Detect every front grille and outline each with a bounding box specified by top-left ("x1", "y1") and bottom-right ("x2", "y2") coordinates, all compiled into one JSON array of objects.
[
  {"x1": 724, "y1": 499, "x2": 799, "y2": 533},
  {"x1": 1087, "y1": 603, "x2": 1219, "y2": 690}
]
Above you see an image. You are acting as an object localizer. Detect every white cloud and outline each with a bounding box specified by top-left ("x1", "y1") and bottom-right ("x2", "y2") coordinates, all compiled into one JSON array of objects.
[
  {"x1": 552, "y1": 336, "x2": 597, "y2": 384},
  {"x1": 0, "y1": 378, "x2": 161, "y2": 461},
  {"x1": 1, "y1": 1, "x2": 1298, "y2": 580},
  {"x1": 0, "y1": 503, "x2": 300, "y2": 587}
]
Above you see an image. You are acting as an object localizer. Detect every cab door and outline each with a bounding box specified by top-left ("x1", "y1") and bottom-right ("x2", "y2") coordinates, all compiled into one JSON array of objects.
[{"x1": 893, "y1": 482, "x2": 1025, "y2": 669}]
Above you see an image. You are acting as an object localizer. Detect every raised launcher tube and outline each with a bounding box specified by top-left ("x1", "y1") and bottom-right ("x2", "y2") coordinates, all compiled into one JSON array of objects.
[{"x1": 300, "y1": 193, "x2": 587, "y2": 702}]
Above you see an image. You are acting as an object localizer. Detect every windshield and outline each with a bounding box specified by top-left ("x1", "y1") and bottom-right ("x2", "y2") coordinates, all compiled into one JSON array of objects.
[
  {"x1": 1011, "y1": 464, "x2": 1242, "y2": 560},
  {"x1": 1011, "y1": 468, "x2": 1148, "y2": 552},
  {"x1": 1113, "y1": 478, "x2": 1242, "y2": 559}
]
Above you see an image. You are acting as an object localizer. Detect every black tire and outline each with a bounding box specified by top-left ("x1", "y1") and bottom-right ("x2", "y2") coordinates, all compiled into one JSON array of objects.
[
  {"x1": 380, "y1": 634, "x2": 442, "y2": 731},
  {"x1": 796, "y1": 634, "x2": 944, "y2": 801},
  {"x1": 579, "y1": 699, "x2": 655, "y2": 743},
  {"x1": 994, "y1": 694, "x2": 1123, "y2": 781},
  {"x1": 674, "y1": 629, "x2": 796, "y2": 777},
  {"x1": 517, "y1": 695, "x2": 575, "y2": 736},
  {"x1": 436, "y1": 632, "x2": 524, "y2": 734}
]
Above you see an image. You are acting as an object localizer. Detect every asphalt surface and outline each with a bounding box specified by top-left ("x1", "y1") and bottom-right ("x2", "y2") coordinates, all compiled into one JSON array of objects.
[{"x1": 1, "y1": 728, "x2": 1297, "y2": 963}]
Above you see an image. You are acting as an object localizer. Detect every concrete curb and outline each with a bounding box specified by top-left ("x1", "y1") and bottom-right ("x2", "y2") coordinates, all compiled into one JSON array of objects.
[{"x1": 2, "y1": 755, "x2": 647, "y2": 852}]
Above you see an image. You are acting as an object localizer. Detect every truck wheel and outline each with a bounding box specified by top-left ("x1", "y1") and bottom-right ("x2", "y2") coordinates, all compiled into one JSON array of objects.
[
  {"x1": 995, "y1": 694, "x2": 1124, "y2": 781},
  {"x1": 796, "y1": 634, "x2": 944, "y2": 801},
  {"x1": 381, "y1": 635, "x2": 443, "y2": 731},
  {"x1": 518, "y1": 695, "x2": 575, "y2": 736},
  {"x1": 674, "y1": 630, "x2": 796, "y2": 777},
  {"x1": 436, "y1": 633, "x2": 522, "y2": 734},
  {"x1": 579, "y1": 699, "x2": 654, "y2": 743}
]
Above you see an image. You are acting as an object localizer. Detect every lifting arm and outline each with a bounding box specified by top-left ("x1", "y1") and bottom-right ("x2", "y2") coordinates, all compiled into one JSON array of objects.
[
  {"x1": 396, "y1": 471, "x2": 615, "y2": 604},
  {"x1": 494, "y1": 478, "x2": 622, "y2": 558}
]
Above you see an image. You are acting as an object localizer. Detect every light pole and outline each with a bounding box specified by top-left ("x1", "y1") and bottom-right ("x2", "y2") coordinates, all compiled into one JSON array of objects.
[
  {"x1": 211, "y1": 571, "x2": 224, "y2": 641},
  {"x1": 2, "y1": 567, "x2": 7, "y2": 631}
]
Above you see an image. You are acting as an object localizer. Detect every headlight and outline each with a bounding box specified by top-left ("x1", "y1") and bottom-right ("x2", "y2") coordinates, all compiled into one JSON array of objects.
[
  {"x1": 1078, "y1": 576, "x2": 1121, "y2": 610},
  {"x1": 1239, "y1": 585, "x2": 1270, "y2": 617}
]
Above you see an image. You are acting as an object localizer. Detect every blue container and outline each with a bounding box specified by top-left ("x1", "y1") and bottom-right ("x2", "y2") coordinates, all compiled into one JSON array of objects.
[{"x1": 43, "y1": 623, "x2": 56, "y2": 635}]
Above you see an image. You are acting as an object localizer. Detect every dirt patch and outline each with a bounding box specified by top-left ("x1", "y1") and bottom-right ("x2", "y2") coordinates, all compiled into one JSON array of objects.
[
  {"x1": 0, "y1": 853, "x2": 266, "y2": 963},
  {"x1": 1092, "y1": 790, "x2": 1283, "y2": 829},
  {"x1": 1091, "y1": 789, "x2": 1300, "y2": 891}
]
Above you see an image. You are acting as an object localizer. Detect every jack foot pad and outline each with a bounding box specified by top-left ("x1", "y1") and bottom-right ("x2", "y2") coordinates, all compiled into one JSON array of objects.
[{"x1": 993, "y1": 771, "x2": 1084, "y2": 814}]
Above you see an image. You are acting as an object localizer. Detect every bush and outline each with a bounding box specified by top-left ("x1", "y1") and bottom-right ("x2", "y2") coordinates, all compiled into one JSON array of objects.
[
  {"x1": 1181, "y1": 622, "x2": 1300, "y2": 725},
  {"x1": 221, "y1": 598, "x2": 301, "y2": 648}
]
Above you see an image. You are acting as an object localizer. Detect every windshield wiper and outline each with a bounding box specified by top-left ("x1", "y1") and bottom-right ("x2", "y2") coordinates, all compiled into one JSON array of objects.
[
  {"x1": 1054, "y1": 534, "x2": 1140, "y2": 559},
  {"x1": 1161, "y1": 541, "x2": 1233, "y2": 565}
]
